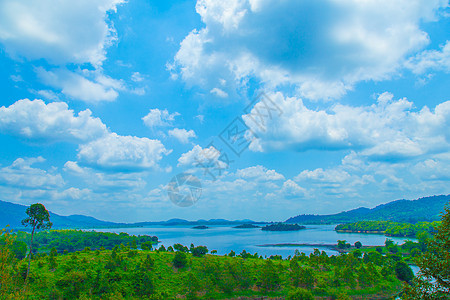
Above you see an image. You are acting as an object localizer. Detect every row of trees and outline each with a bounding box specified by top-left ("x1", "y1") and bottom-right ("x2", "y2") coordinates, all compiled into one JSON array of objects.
[{"x1": 335, "y1": 220, "x2": 439, "y2": 237}]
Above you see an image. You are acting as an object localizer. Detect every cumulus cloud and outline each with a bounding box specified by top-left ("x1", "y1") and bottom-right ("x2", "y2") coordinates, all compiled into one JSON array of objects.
[
  {"x1": 171, "y1": 0, "x2": 447, "y2": 100},
  {"x1": 36, "y1": 68, "x2": 122, "y2": 103},
  {"x1": 281, "y1": 179, "x2": 306, "y2": 197},
  {"x1": 0, "y1": 0, "x2": 124, "y2": 66},
  {"x1": 168, "y1": 128, "x2": 196, "y2": 144},
  {"x1": 178, "y1": 144, "x2": 227, "y2": 170},
  {"x1": 77, "y1": 133, "x2": 171, "y2": 171},
  {"x1": 142, "y1": 109, "x2": 180, "y2": 128},
  {"x1": 405, "y1": 40, "x2": 450, "y2": 74},
  {"x1": 243, "y1": 92, "x2": 450, "y2": 161},
  {"x1": 236, "y1": 165, "x2": 284, "y2": 181},
  {"x1": 0, "y1": 157, "x2": 64, "y2": 189},
  {"x1": 0, "y1": 99, "x2": 108, "y2": 142}
]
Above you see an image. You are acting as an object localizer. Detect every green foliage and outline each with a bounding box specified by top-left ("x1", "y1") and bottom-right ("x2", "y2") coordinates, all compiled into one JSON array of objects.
[
  {"x1": 403, "y1": 203, "x2": 450, "y2": 298},
  {"x1": 0, "y1": 243, "x2": 408, "y2": 299},
  {"x1": 354, "y1": 241, "x2": 362, "y2": 248},
  {"x1": 335, "y1": 220, "x2": 439, "y2": 237},
  {"x1": 21, "y1": 203, "x2": 53, "y2": 231},
  {"x1": 286, "y1": 287, "x2": 314, "y2": 300},
  {"x1": 261, "y1": 223, "x2": 306, "y2": 231},
  {"x1": 258, "y1": 260, "x2": 280, "y2": 291},
  {"x1": 14, "y1": 229, "x2": 158, "y2": 253},
  {"x1": 191, "y1": 245, "x2": 208, "y2": 257},
  {"x1": 337, "y1": 240, "x2": 351, "y2": 249},
  {"x1": 394, "y1": 261, "x2": 414, "y2": 282},
  {"x1": 173, "y1": 251, "x2": 188, "y2": 268}
]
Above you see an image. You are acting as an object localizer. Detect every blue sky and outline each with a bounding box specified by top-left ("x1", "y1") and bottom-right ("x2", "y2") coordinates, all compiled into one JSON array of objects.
[{"x1": 0, "y1": 0, "x2": 449, "y2": 222}]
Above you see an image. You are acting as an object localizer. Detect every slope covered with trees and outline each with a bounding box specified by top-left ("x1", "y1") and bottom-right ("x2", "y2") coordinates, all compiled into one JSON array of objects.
[
  {"x1": 335, "y1": 221, "x2": 439, "y2": 237},
  {"x1": 287, "y1": 195, "x2": 449, "y2": 224},
  {"x1": 0, "y1": 238, "x2": 408, "y2": 299}
]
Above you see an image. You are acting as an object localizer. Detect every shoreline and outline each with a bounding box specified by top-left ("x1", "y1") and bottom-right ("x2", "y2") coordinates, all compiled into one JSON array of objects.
[{"x1": 257, "y1": 242, "x2": 385, "y2": 253}]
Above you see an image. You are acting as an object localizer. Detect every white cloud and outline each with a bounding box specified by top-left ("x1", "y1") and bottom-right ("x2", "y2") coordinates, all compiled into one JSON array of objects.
[
  {"x1": 0, "y1": 157, "x2": 64, "y2": 189},
  {"x1": 281, "y1": 179, "x2": 306, "y2": 197},
  {"x1": 131, "y1": 72, "x2": 145, "y2": 82},
  {"x1": 236, "y1": 165, "x2": 284, "y2": 181},
  {"x1": 294, "y1": 168, "x2": 351, "y2": 184},
  {"x1": 168, "y1": 128, "x2": 196, "y2": 144},
  {"x1": 171, "y1": 0, "x2": 447, "y2": 100},
  {"x1": 178, "y1": 144, "x2": 227, "y2": 170},
  {"x1": 243, "y1": 92, "x2": 450, "y2": 161},
  {"x1": 77, "y1": 133, "x2": 171, "y2": 171},
  {"x1": 0, "y1": 99, "x2": 108, "y2": 142},
  {"x1": 36, "y1": 67, "x2": 121, "y2": 103},
  {"x1": 405, "y1": 40, "x2": 450, "y2": 74},
  {"x1": 142, "y1": 108, "x2": 180, "y2": 128},
  {"x1": 0, "y1": 0, "x2": 124, "y2": 66},
  {"x1": 210, "y1": 87, "x2": 228, "y2": 98}
]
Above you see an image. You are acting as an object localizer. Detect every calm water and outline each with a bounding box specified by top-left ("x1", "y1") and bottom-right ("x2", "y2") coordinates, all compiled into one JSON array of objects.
[{"x1": 93, "y1": 224, "x2": 415, "y2": 258}]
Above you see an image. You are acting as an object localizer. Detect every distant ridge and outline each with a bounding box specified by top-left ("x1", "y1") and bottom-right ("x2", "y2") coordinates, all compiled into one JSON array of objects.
[
  {"x1": 0, "y1": 200, "x2": 123, "y2": 229},
  {"x1": 0, "y1": 200, "x2": 261, "y2": 229},
  {"x1": 286, "y1": 195, "x2": 450, "y2": 224}
]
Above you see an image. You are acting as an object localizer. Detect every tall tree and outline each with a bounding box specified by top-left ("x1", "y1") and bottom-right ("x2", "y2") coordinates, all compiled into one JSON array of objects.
[
  {"x1": 403, "y1": 203, "x2": 450, "y2": 298},
  {"x1": 21, "y1": 203, "x2": 52, "y2": 281}
]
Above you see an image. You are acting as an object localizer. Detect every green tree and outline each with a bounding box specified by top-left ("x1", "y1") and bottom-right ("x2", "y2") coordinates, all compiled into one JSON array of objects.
[
  {"x1": 259, "y1": 260, "x2": 280, "y2": 291},
  {"x1": 354, "y1": 241, "x2": 362, "y2": 249},
  {"x1": 173, "y1": 251, "x2": 188, "y2": 268},
  {"x1": 191, "y1": 245, "x2": 208, "y2": 257},
  {"x1": 403, "y1": 203, "x2": 450, "y2": 298},
  {"x1": 21, "y1": 203, "x2": 52, "y2": 281},
  {"x1": 394, "y1": 261, "x2": 414, "y2": 282}
]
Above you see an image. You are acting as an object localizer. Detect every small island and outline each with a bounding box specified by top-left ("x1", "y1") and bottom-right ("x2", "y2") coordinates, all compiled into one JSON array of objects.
[
  {"x1": 233, "y1": 224, "x2": 260, "y2": 229},
  {"x1": 261, "y1": 223, "x2": 306, "y2": 231},
  {"x1": 192, "y1": 225, "x2": 209, "y2": 229}
]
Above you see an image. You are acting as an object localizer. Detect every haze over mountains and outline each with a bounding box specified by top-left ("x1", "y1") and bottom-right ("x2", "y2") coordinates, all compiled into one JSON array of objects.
[{"x1": 1, "y1": 194, "x2": 448, "y2": 229}]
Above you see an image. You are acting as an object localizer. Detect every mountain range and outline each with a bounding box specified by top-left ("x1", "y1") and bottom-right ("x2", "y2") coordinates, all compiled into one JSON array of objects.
[
  {"x1": 0, "y1": 200, "x2": 258, "y2": 229},
  {"x1": 286, "y1": 194, "x2": 450, "y2": 224},
  {"x1": 1, "y1": 194, "x2": 448, "y2": 229}
]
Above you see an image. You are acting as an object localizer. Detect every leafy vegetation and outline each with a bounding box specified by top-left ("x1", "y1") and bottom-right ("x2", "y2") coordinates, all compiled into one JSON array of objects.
[
  {"x1": 233, "y1": 224, "x2": 260, "y2": 228},
  {"x1": 403, "y1": 203, "x2": 450, "y2": 298},
  {"x1": 12, "y1": 229, "x2": 158, "y2": 253},
  {"x1": 261, "y1": 223, "x2": 306, "y2": 231},
  {"x1": 0, "y1": 238, "x2": 407, "y2": 299},
  {"x1": 335, "y1": 220, "x2": 439, "y2": 237}
]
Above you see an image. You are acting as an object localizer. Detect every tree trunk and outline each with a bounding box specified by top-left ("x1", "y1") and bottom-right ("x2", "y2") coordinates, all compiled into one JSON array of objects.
[{"x1": 25, "y1": 224, "x2": 36, "y2": 282}]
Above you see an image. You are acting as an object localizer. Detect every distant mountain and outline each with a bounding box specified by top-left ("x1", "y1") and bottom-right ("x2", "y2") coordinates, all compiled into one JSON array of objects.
[
  {"x1": 0, "y1": 200, "x2": 261, "y2": 229},
  {"x1": 0, "y1": 200, "x2": 123, "y2": 229},
  {"x1": 286, "y1": 195, "x2": 450, "y2": 224}
]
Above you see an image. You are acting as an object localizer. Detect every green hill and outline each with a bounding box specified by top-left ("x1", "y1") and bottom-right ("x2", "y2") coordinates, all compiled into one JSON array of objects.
[
  {"x1": 0, "y1": 200, "x2": 121, "y2": 229},
  {"x1": 286, "y1": 195, "x2": 450, "y2": 224}
]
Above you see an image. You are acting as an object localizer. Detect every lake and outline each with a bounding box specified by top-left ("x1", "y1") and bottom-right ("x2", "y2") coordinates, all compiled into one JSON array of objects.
[{"x1": 93, "y1": 224, "x2": 415, "y2": 258}]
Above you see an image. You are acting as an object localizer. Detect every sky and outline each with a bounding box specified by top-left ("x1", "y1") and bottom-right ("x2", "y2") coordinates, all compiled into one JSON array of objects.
[{"x1": 0, "y1": 0, "x2": 449, "y2": 222}]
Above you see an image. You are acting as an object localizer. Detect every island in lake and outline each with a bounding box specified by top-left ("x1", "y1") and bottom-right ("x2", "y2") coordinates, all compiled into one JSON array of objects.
[
  {"x1": 233, "y1": 224, "x2": 260, "y2": 229},
  {"x1": 192, "y1": 225, "x2": 209, "y2": 229},
  {"x1": 261, "y1": 223, "x2": 306, "y2": 231}
]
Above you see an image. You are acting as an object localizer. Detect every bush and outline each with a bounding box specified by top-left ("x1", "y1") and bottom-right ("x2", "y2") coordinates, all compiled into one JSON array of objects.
[
  {"x1": 172, "y1": 251, "x2": 188, "y2": 268},
  {"x1": 287, "y1": 287, "x2": 314, "y2": 300},
  {"x1": 354, "y1": 241, "x2": 362, "y2": 249},
  {"x1": 395, "y1": 261, "x2": 414, "y2": 282}
]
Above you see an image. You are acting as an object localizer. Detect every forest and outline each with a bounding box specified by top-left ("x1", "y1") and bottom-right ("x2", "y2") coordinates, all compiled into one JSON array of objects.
[{"x1": 335, "y1": 221, "x2": 439, "y2": 237}]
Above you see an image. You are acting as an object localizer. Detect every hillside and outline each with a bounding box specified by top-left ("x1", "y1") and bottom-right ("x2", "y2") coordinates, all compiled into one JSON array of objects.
[
  {"x1": 286, "y1": 195, "x2": 450, "y2": 224},
  {"x1": 0, "y1": 200, "x2": 122, "y2": 229},
  {"x1": 0, "y1": 200, "x2": 260, "y2": 229}
]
